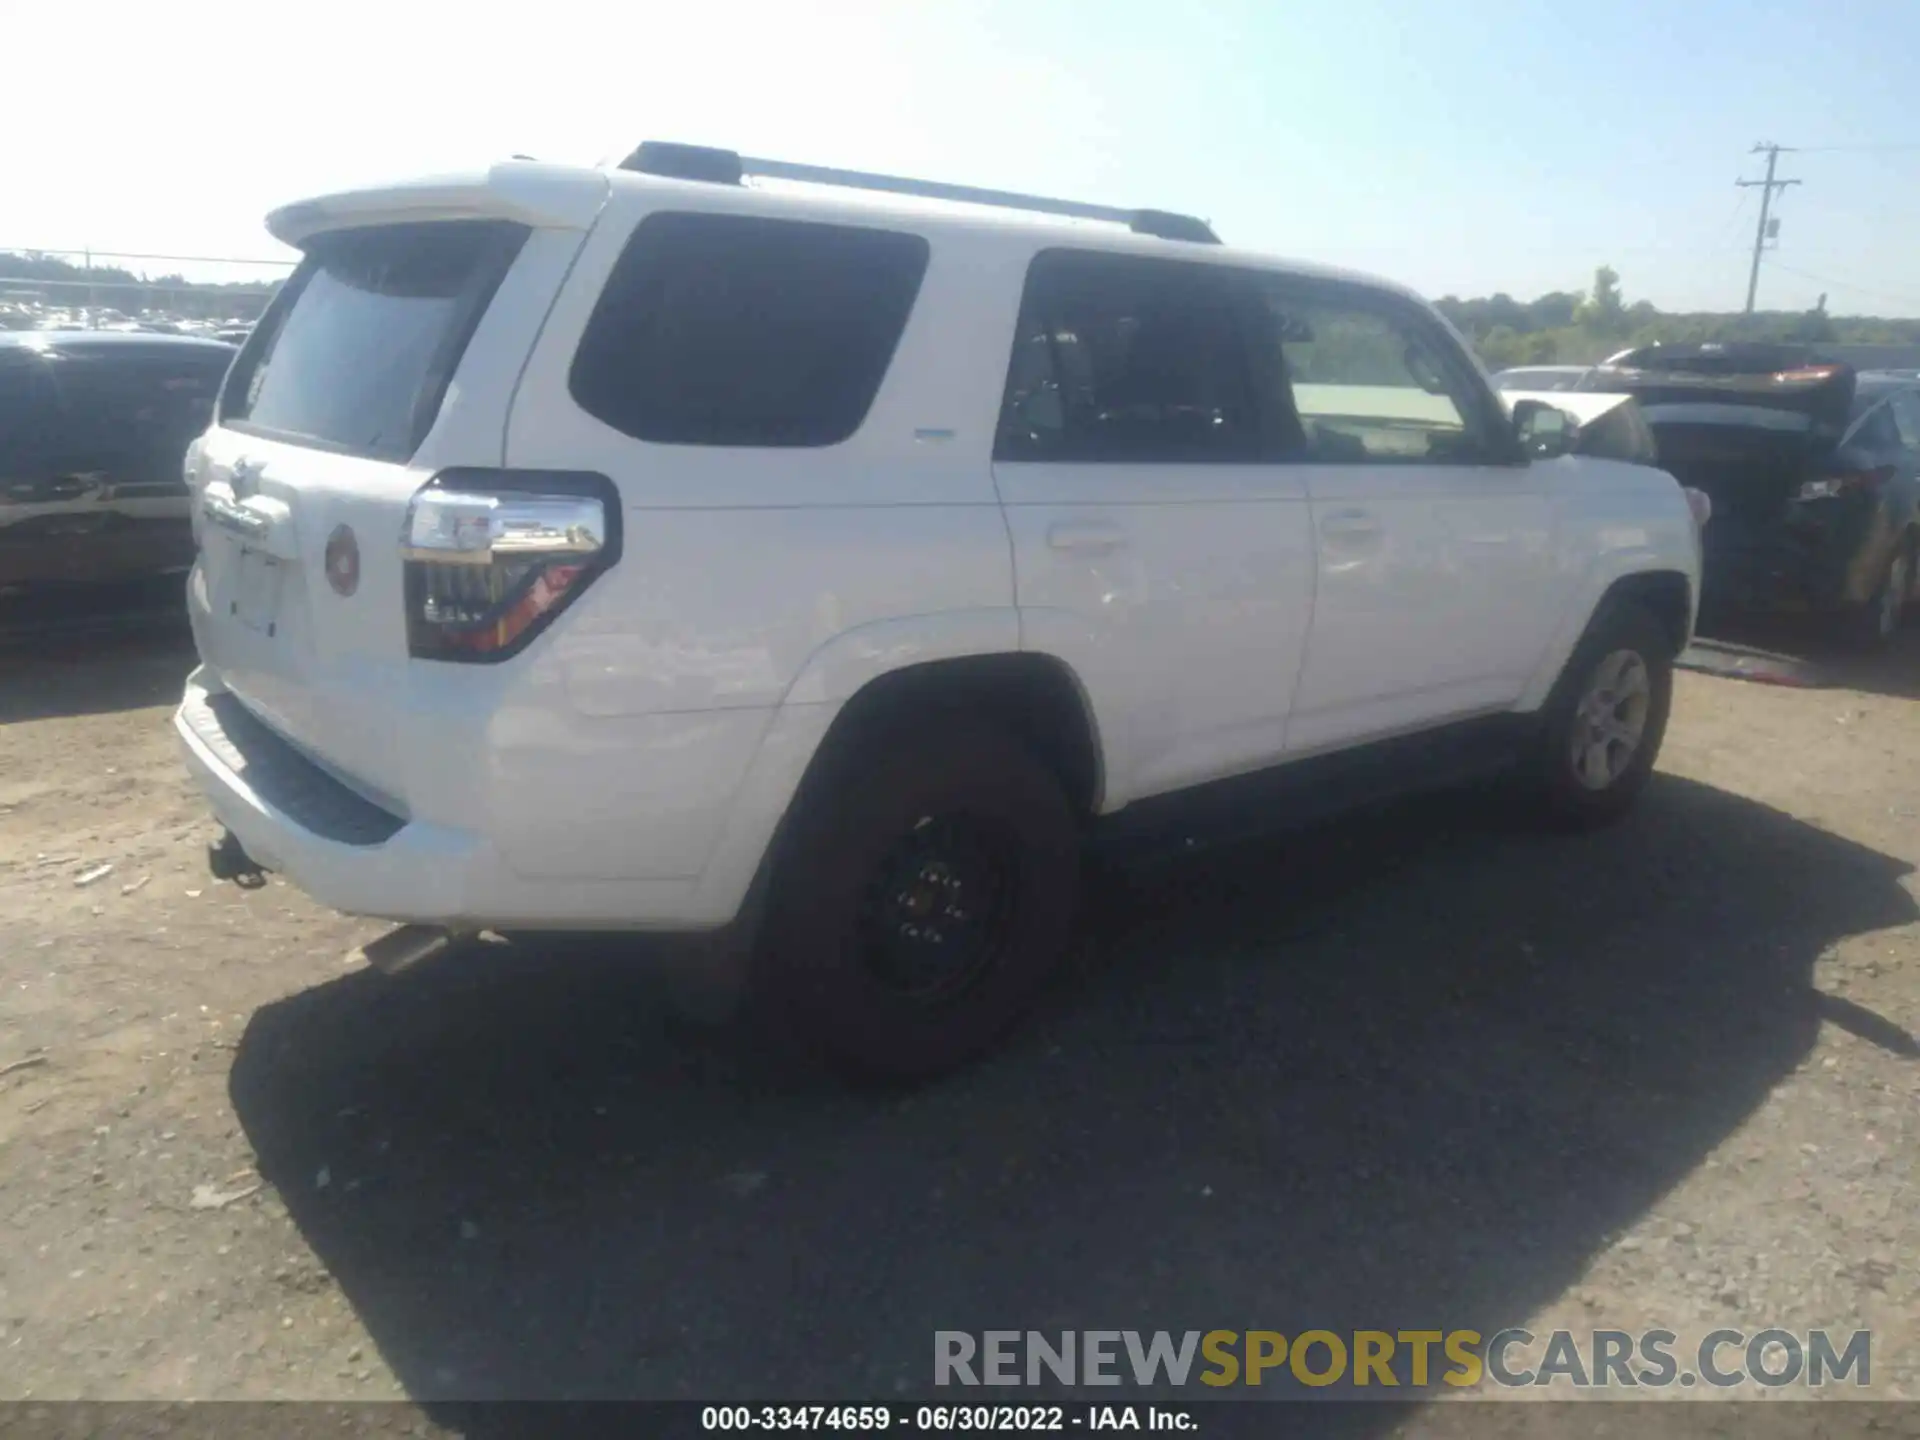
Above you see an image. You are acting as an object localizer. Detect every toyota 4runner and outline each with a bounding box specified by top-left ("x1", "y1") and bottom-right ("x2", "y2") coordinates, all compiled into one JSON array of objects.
[{"x1": 176, "y1": 142, "x2": 1703, "y2": 1078}]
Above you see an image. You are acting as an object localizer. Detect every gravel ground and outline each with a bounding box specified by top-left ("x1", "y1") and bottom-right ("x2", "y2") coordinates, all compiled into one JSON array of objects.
[{"x1": 1, "y1": 616, "x2": 1916, "y2": 1434}]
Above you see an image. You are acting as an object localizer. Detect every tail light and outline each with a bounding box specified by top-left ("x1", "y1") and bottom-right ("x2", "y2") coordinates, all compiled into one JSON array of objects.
[
  {"x1": 1797, "y1": 465, "x2": 1894, "y2": 502},
  {"x1": 401, "y1": 469, "x2": 620, "y2": 662}
]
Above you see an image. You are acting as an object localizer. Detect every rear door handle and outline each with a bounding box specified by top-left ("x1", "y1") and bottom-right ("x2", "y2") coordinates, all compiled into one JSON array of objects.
[
  {"x1": 1319, "y1": 507, "x2": 1382, "y2": 543},
  {"x1": 1047, "y1": 521, "x2": 1128, "y2": 555}
]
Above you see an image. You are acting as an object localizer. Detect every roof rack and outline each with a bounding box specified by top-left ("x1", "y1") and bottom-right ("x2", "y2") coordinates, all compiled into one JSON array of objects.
[{"x1": 616, "y1": 141, "x2": 1220, "y2": 244}]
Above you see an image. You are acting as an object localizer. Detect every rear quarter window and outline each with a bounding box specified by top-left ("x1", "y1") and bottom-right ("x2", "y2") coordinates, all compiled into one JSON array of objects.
[
  {"x1": 1848, "y1": 402, "x2": 1902, "y2": 454},
  {"x1": 220, "y1": 220, "x2": 527, "y2": 463},
  {"x1": 568, "y1": 212, "x2": 930, "y2": 448}
]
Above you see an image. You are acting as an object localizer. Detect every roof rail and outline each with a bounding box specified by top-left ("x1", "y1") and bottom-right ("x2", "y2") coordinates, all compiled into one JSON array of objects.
[{"x1": 616, "y1": 141, "x2": 1220, "y2": 244}]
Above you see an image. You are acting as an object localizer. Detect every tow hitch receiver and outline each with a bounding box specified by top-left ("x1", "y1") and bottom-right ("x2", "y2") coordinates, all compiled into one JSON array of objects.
[{"x1": 207, "y1": 829, "x2": 267, "y2": 889}]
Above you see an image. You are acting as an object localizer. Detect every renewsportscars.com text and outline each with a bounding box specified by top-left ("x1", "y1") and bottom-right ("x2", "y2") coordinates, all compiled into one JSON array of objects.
[{"x1": 934, "y1": 1328, "x2": 1871, "y2": 1391}]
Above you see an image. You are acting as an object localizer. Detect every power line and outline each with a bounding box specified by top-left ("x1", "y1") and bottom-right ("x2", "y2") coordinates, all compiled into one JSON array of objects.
[
  {"x1": 1710, "y1": 187, "x2": 1752, "y2": 256},
  {"x1": 1736, "y1": 142, "x2": 1802, "y2": 314},
  {"x1": 1762, "y1": 259, "x2": 1920, "y2": 311},
  {"x1": 1791, "y1": 143, "x2": 1920, "y2": 154},
  {"x1": 0, "y1": 246, "x2": 294, "y2": 268},
  {"x1": 5, "y1": 276, "x2": 279, "y2": 294}
]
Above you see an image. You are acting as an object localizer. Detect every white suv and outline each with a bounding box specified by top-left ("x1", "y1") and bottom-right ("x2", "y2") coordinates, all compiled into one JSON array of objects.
[{"x1": 176, "y1": 143, "x2": 1701, "y2": 1077}]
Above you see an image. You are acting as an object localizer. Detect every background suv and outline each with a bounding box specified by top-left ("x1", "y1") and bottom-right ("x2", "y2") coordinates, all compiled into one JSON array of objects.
[{"x1": 1, "y1": 331, "x2": 234, "y2": 604}]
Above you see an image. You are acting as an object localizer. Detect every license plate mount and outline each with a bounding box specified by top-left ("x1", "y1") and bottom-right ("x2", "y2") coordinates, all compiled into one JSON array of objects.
[{"x1": 229, "y1": 544, "x2": 283, "y2": 637}]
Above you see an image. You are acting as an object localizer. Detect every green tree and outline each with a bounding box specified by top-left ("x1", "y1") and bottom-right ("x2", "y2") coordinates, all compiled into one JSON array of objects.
[
  {"x1": 1527, "y1": 291, "x2": 1581, "y2": 329},
  {"x1": 1478, "y1": 325, "x2": 1527, "y2": 370},
  {"x1": 1575, "y1": 265, "x2": 1626, "y2": 333}
]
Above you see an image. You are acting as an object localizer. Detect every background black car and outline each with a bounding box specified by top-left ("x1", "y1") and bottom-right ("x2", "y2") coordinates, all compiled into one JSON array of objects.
[
  {"x1": 1577, "y1": 344, "x2": 1920, "y2": 647},
  {"x1": 1489, "y1": 364, "x2": 1593, "y2": 392},
  {"x1": 0, "y1": 331, "x2": 235, "y2": 603}
]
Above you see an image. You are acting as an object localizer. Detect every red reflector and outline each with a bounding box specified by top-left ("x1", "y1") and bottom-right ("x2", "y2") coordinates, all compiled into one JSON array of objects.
[
  {"x1": 443, "y1": 563, "x2": 588, "y2": 654},
  {"x1": 1772, "y1": 365, "x2": 1843, "y2": 383}
]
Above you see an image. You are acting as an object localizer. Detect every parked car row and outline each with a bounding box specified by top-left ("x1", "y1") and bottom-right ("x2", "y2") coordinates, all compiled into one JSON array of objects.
[{"x1": 0, "y1": 330, "x2": 235, "y2": 597}]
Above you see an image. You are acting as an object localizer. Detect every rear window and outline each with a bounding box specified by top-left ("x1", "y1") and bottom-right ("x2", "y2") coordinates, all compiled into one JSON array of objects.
[
  {"x1": 44, "y1": 352, "x2": 228, "y2": 482},
  {"x1": 220, "y1": 220, "x2": 527, "y2": 462},
  {"x1": 568, "y1": 212, "x2": 930, "y2": 448}
]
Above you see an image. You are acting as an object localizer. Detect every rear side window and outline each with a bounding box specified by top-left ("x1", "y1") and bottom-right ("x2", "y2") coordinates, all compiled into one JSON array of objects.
[
  {"x1": 1848, "y1": 402, "x2": 1902, "y2": 454},
  {"x1": 995, "y1": 249, "x2": 1259, "y2": 463},
  {"x1": 570, "y1": 212, "x2": 930, "y2": 448},
  {"x1": 221, "y1": 220, "x2": 528, "y2": 462},
  {"x1": 1890, "y1": 390, "x2": 1920, "y2": 449}
]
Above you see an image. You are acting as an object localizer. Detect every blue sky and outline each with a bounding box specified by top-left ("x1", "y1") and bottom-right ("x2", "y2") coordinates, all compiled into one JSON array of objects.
[{"x1": 13, "y1": 0, "x2": 1920, "y2": 314}]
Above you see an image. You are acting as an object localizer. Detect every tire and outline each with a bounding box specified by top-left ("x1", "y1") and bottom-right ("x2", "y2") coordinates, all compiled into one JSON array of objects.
[
  {"x1": 749, "y1": 719, "x2": 1082, "y2": 1081},
  {"x1": 1525, "y1": 600, "x2": 1675, "y2": 829},
  {"x1": 1845, "y1": 535, "x2": 1914, "y2": 651}
]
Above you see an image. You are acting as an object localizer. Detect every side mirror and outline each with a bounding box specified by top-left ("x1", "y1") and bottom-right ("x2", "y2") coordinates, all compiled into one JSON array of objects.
[{"x1": 1512, "y1": 398, "x2": 1578, "y2": 459}]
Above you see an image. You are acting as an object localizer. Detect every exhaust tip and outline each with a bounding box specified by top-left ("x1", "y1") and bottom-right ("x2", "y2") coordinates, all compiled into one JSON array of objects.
[{"x1": 355, "y1": 924, "x2": 468, "y2": 977}]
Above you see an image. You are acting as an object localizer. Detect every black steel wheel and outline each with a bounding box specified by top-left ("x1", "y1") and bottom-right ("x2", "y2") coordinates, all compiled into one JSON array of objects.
[
  {"x1": 752, "y1": 719, "x2": 1081, "y2": 1080},
  {"x1": 857, "y1": 813, "x2": 1022, "y2": 1003}
]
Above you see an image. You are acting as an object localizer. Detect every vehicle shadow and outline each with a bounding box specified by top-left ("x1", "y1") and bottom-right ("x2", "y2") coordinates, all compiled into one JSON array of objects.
[
  {"x1": 0, "y1": 581, "x2": 195, "y2": 723},
  {"x1": 0, "y1": 629, "x2": 196, "y2": 723},
  {"x1": 1692, "y1": 611, "x2": 1920, "y2": 701},
  {"x1": 228, "y1": 774, "x2": 1916, "y2": 1429}
]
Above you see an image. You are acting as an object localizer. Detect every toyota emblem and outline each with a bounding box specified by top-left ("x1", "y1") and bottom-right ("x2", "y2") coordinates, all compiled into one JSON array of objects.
[{"x1": 324, "y1": 525, "x2": 360, "y2": 597}]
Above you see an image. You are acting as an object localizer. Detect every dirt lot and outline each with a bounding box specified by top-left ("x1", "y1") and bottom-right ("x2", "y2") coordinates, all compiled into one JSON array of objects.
[{"x1": 1, "y1": 616, "x2": 1917, "y2": 1427}]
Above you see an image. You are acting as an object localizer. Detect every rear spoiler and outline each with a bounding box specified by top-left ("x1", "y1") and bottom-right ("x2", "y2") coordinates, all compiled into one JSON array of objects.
[
  {"x1": 1576, "y1": 359, "x2": 1856, "y2": 437},
  {"x1": 267, "y1": 162, "x2": 611, "y2": 249}
]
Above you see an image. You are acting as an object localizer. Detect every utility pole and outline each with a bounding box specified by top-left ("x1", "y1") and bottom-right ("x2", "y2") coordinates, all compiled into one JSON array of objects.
[{"x1": 1738, "y1": 143, "x2": 1801, "y2": 314}]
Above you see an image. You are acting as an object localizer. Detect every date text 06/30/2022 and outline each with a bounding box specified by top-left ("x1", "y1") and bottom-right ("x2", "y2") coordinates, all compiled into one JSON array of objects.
[{"x1": 701, "y1": 1406, "x2": 1194, "y2": 1432}]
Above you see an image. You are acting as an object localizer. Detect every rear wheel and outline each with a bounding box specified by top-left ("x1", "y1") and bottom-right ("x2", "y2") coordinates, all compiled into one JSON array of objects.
[
  {"x1": 1525, "y1": 601, "x2": 1675, "y2": 828},
  {"x1": 750, "y1": 720, "x2": 1081, "y2": 1080}
]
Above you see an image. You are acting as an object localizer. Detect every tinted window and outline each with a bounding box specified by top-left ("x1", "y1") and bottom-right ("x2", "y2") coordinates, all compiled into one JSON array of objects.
[
  {"x1": 1887, "y1": 390, "x2": 1920, "y2": 450},
  {"x1": 222, "y1": 220, "x2": 527, "y2": 462},
  {"x1": 570, "y1": 213, "x2": 929, "y2": 448},
  {"x1": 995, "y1": 250, "x2": 1258, "y2": 463},
  {"x1": 0, "y1": 362, "x2": 59, "y2": 465},
  {"x1": 1849, "y1": 402, "x2": 1902, "y2": 454},
  {"x1": 47, "y1": 353, "x2": 226, "y2": 462},
  {"x1": 1257, "y1": 284, "x2": 1484, "y2": 463}
]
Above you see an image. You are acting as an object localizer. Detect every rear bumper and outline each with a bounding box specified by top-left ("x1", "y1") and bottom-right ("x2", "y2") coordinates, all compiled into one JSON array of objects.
[
  {"x1": 1699, "y1": 525, "x2": 1870, "y2": 615},
  {"x1": 174, "y1": 666, "x2": 711, "y2": 930}
]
